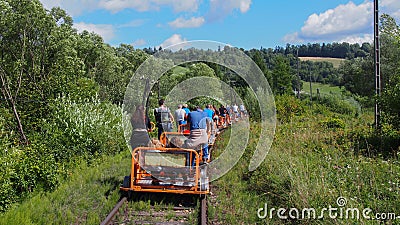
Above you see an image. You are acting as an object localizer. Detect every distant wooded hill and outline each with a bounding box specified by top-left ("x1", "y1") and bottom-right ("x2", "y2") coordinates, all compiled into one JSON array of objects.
[
  {"x1": 276, "y1": 42, "x2": 372, "y2": 59},
  {"x1": 143, "y1": 42, "x2": 372, "y2": 59}
]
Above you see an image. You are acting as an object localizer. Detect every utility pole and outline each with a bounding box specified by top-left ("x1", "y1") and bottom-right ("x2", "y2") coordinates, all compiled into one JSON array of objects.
[
  {"x1": 229, "y1": 80, "x2": 236, "y2": 104},
  {"x1": 309, "y1": 65, "x2": 312, "y2": 104},
  {"x1": 296, "y1": 49, "x2": 301, "y2": 99},
  {"x1": 374, "y1": 0, "x2": 381, "y2": 131},
  {"x1": 157, "y1": 81, "x2": 160, "y2": 102}
]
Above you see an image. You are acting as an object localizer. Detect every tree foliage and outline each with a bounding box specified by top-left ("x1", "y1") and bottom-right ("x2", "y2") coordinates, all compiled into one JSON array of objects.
[
  {"x1": 0, "y1": 0, "x2": 147, "y2": 211},
  {"x1": 271, "y1": 55, "x2": 292, "y2": 95},
  {"x1": 340, "y1": 57, "x2": 374, "y2": 97},
  {"x1": 380, "y1": 14, "x2": 400, "y2": 129}
]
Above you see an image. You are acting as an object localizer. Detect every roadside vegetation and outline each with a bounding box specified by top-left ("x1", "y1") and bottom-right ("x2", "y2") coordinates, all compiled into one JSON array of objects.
[
  {"x1": 0, "y1": 151, "x2": 130, "y2": 224},
  {"x1": 210, "y1": 96, "x2": 400, "y2": 224},
  {"x1": 1, "y1": 1, "x2": 400, "y2": 225}
]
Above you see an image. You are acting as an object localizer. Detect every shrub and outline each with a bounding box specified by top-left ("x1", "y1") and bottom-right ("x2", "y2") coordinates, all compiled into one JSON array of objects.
[
  {"x1": 275, "y1": 94, "x2": 305, "y2": 123},
  {"x1": 0, "y1": 97, "x2": 126, "y2": 212},
  {"x1": 42, "y1": 96, "x2": 125, "y2": 162},
  {"x1": 0, "y1": 143, "x2": 59, "y2": 212},
  {"x1": 0, "y1": 150, "x2": 17, "y2": 212},
  {"x1": 318, "y1": 94, "x2": 359, "y2": 115},
  {"x1": 321, "y1": 118, "x2": 346, "y2": 129}
]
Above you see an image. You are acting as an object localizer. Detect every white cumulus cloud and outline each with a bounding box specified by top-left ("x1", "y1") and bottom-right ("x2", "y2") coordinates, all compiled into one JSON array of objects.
[
  {"x1": 98, "y1": 0, "x2": 200, "y2": 13},
  {"x1": 301, "y1": 1, "x2": 372, "y2": 38},
  {"x1": 159, "y1": 34, "x2": 187, "y2": 49},
  {"x1": 338, "y1": 34, "x2": 373, "y2": 44},
  {"x1": 168, "y1": 17, "x2": 205, "y2": 28},
  {"x1": 132, "y1": 39, "x2": 147, "y2": 47},
  {"x1": 284, "y1": 1, "x2": 374, "y2": 44},
  {"x1": 207, "y1": 0, "x2": 252, "y2": 22},
  {"x1": 39, "y1": 0, "x2": 99, "y2": 16},
  {"x1": 40, "y1": 0, "x2": 200, "y2": 15},
  {"x1": 381, "y1": 0, "x2": 400, "y2": 20},
  {"x1": 73, "y1": 22, "x2": 115, "y2": 42}
]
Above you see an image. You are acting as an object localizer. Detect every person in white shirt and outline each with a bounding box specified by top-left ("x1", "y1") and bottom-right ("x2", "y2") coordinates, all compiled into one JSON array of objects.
[
  {"x1": 174, "y1": 104, "x2": 186, "y2": 129},
  {"x1": 239, "y1": 104, "x2": 246, "y2": 118},
  {"x1": 232, "y1": 103, "x2": 239, "y2": 121}
]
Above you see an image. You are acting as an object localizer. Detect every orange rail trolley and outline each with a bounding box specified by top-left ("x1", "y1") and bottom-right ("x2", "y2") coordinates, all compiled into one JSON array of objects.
[
  {"x1": 178, "y1": 124, "x2": 190, "y2": 134},
  {"x1": 159, "y1": 131, "x2": 208, "y2": 164},
  {"x1": 159, "y1": 131, "x2": 189, "y2": 147},
  {"x1": 120, "y1": 147, "x2": 209, "y2": 195}
]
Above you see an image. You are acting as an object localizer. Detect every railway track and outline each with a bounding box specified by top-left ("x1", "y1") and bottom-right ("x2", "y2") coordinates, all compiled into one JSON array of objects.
[{"x1": 100, "y1": 193, "x2": 208, "y2": 225}]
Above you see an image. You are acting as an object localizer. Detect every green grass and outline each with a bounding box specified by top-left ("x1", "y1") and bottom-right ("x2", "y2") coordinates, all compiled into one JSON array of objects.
[
  {"x1": 0, "y1": 151, "x2": 131, "y2": 224},
  {"x1": 302, "y1": 81, "x2": 342, "y2": 96},
  {"x1": 210, "y1": 105, "x2": 400, "y2": 224},
  {"x1": 172, "y1": 65, "x2": 189, "y2": 75}
]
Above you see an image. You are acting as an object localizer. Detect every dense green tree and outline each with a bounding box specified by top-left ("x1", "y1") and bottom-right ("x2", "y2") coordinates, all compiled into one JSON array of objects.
[
  {"x1": 250, "y1": 50, "x2": 271, "y2": 85},
  {"x1": 380, "y1": 14, "x2": 400, "y2": 128},
  {"x1": 340, "y1": 57, "x2": 374, "y2": 97},
  {"x1": 271, "y1": 55, "x2": 292, "y2": 95},
  {"x1": 0, "y1": 0, "x2": 57, "y2": 142}
]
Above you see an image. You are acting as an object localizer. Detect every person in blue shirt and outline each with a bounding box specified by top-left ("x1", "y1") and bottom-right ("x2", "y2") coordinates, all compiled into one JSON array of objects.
[
  {"x1": 182, "y1": 103, "x2": 190, "y2": 118},
  {"x1": 183, "y1": 106, "x2": 210, "y2": 164},
  {"x1": 204, "y1": 104, "x2": 216, "y2": 141},
  {"x1": 203, "y1": 104, "x2": 214, "y2": 119}
]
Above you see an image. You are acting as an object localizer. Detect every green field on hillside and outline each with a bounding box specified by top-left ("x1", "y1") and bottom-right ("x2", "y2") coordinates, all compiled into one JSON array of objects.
[
  {"x1": 172, "y1": 65, "x2": 189, "y2": 75},
  {"x1": 301, "y1": 81, "x2": 342, "y2": 96},
  {"x1": 299, "y1": 57, "x2": 345, "y2": 68}
]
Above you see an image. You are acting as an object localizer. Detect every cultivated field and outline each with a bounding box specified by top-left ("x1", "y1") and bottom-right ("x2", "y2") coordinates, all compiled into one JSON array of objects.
[{"x1": 299, "y1": 57, "x2": 345, "y2": 68}]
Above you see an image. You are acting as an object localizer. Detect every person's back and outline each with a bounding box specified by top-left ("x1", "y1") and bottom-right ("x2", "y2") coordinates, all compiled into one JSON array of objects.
[
  {"x1": 203, "y1": 105, "x2": 214, "y2": 119},
  {"x1": 174, "y1": 104, "x2": 186, "y2": 126},
  {"x1": 184, "y1": 106, "x2": 210, "y2": 162},
  {"x1": 188, "y1": 109, "x2": 207, "y2": 130},
  {"x1": 239, "y1": 104, "x2": 246, "y2": 117},
  {"x1": 154, "y1": 99, "x2": 174, "y2": 139},
  {"x1": 232, "y1": 104, "x2": 238, "y2": 113},
  {"x1": 239, "y1": 104, "x2": 245, "y2": 112},
  {"x1": 219, "y1": 106, "x2": 227, "y2": 117},
  {"x1": 182, "y1": 104, "x2": 190, "y2": 116},
  {"x1": 155, "y1": 106, "x2": 171, "y2": 123}
]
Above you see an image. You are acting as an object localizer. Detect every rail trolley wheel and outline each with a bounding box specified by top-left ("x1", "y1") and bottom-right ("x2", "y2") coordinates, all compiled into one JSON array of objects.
[
  {"x1": 199, "y1": 167, "x2": 208, "y2": 191},
  {"x1": 123, "y1": 175, "x2": 131, "y2": 188}
]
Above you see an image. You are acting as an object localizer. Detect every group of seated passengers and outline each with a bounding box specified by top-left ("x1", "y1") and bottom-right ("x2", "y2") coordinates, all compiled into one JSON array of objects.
[{"x1": 130, "y1": 100, "x2": 237, "y2": 160}]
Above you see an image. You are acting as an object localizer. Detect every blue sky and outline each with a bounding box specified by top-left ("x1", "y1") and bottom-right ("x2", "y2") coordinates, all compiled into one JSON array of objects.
[{"x1": 40, "y1": 0, "x2": 400, "y2": 50}]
